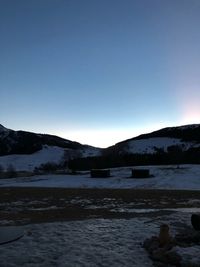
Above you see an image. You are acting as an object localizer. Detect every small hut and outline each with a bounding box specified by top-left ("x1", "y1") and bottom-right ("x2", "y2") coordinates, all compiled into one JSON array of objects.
[
  {"x1": 131, "y1": 168, "x2": 150, "y2": 178},
  {"x1": 90, "y1": 169, "x2": 110, "y2": 178}
]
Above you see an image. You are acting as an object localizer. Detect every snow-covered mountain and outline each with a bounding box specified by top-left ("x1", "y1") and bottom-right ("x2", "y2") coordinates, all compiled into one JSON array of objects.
[
  {"x1": 0, "y1": 124, "x2": 83, "y2": 155},
  {"x1": 0, "y1": 124, "x2": 102, "y2": 171},
  {"x1": 0, "y1": 123, "x2": 200, "y2": 171},
  {"x1": 105, "y1": 124, "x2": 200, "y2": 156}
]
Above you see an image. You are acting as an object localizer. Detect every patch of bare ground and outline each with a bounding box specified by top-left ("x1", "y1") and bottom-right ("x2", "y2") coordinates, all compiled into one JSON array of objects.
[{"x1": 0, "y1": 187, "x2": 200, "y2": 225}]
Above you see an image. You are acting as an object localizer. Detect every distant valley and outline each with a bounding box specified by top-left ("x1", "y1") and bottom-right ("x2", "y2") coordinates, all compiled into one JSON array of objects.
[{"x1": 0, "y1": 124, "x2": 200, "y2": 171}]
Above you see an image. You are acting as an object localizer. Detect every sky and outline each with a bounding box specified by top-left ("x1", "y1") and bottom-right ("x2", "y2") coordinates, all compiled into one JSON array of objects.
[{"x1": 0, "y1": 0, "x2": 200, "y2": 148}]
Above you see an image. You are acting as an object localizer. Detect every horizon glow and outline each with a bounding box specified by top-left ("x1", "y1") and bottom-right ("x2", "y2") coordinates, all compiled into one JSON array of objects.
[
  {"x1": 0, "y1": 0, "x2": 200, "y2": 147},
  {"x1": 4, "y1": 121, "x2": 180, "y2": 148}
]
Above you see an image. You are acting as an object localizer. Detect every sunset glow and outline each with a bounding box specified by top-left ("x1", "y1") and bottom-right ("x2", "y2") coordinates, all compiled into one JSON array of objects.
[{"x1": 0, "y1": 1, "x2": 200, "y2": 147}]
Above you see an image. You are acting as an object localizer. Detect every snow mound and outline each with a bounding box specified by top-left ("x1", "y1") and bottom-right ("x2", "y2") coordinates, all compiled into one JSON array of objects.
[{"x1": 0, "y1": 219, "x2": 154, "y2": 267}]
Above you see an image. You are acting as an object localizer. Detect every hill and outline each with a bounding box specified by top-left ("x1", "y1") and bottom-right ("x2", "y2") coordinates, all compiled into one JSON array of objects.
[
  {"x1": 0, "y1": 124, "x2": 101, "y2": 171},
  {"x1": 69, "y1": 124, "x2": 200, "y2": 170},
  {"x1": 107, "y1": 124, "x2": 200, "y2": 155},
  {"x1": 0, "y1": 124, "x2": 200, "y2": 171}
]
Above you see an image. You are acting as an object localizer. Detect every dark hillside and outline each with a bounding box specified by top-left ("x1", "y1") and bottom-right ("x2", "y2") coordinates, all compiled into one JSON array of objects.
[{"x1": 0, "y1": 124, "x2": 87, "y2": 156}]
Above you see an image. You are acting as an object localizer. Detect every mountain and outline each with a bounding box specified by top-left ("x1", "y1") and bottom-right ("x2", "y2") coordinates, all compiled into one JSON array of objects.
[
  {"x1": 0, "y1": 124, "x2": 101, "y2": 171},
  {"x1": 105, "y1": 124, "x2": 200, "y2": 155},
  {"x1": 69, "y1": 124, "x2": 200, "y2": 170},
  {"x1": 0, "y1": 123, "x2": 200, "y2": 172}
]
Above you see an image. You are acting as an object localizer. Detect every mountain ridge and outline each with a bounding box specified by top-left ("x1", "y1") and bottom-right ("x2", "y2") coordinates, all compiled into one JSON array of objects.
[
  {"x1": 104, "y1": 124, "x2": 200, "y2": 157},
  {"x1": 116, "y1": 124, "x2": 200, "y2": 145},
  {"x1": 1, "y1": 123, "x2": 200, "y2": 156},
  {"x1": 0, "y1": 124, "x2": 101, "y2": 157},
  {"x1": 68, "y1": 123, "x2": 200, "y2": 170},
  {"x1": 0, "y1": 123, "x2": 200, "y2": 171}
]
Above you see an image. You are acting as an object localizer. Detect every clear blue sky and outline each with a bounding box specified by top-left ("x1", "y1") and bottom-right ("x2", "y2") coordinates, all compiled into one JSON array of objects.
[{"x1": 1, "y1": 0, "x2": 200, "y2": 147}]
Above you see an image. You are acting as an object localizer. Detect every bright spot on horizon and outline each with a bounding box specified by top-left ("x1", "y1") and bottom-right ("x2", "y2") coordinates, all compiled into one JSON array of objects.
[
  {"x1": 181, "y1": 107, "x2": 200, "y2": 125},
  {"x1": 50, "y1": 122, "x2": 175, "y2": 148},
  {"x1": 178, "y1": 89, "x2": 200, "y2": 126}
]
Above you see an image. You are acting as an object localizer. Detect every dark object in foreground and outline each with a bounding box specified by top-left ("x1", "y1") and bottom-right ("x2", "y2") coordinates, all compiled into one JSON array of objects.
[
  {"x1": 143, "y1": 224, "x2": 181, "y2": 266},
  {"x1": 191, "y1": 214, "x2": 200, "y2": 230},
  {"x1": 144, "y1": 222, "x2": 200, "y2": 266},
  {"x1": 0, "y1": 226, "x2": 24, "y2": 245},
  {"x1": 90, "y1": 169, "x2": 110, "y2": 178},
  {"x1": 131, "y1": 169, "x2": 150, "y2": 178}
]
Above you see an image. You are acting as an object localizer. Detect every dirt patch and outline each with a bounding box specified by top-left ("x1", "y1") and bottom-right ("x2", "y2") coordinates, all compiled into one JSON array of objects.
[{"x1": 0, "y1": 187, "x2": 200, "y2": 225}]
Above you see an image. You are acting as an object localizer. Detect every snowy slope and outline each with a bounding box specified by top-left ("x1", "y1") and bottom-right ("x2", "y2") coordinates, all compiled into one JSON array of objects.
[
  {"x1": 104, "y1": 124, "x2": 200, "y2": 156},
  {"x1": 0, "y1": 124, "x2": 102, "y2": 157},
  {"x1": 0, "y1": 124, "x2": 103, "y2": 170},
  {"x1": 124, "y1": 137, "x2": 199, "y2": 154},
  {"x1": 0, "y1": 145, "x2": 101, "y2": 172},
  {"x1": 0, "y1": 145, "x2": 65, "y2": 171}
]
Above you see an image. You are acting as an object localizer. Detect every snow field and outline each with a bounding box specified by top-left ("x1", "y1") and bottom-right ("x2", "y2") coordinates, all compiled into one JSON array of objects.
[{"x1": 0, "y1": 165, "x2": 200, "y2": 190}]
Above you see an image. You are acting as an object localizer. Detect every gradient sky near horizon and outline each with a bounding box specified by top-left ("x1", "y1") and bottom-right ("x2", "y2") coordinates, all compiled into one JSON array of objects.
[{"x1": 1, "y1": 0, "x2": 200, "y2": 147}]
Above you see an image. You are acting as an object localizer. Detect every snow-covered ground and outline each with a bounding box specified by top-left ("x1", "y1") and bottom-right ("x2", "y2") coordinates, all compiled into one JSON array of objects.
[
  {"x1": 1, "y1": 164, "x2": 200, "y2": 266},
  {"x1": 0, "y1": 164, "x2": 200, "y2": 190},
  {"x1": 0, "y1": 212, "x2": 199, "y2": 267},
  {"x1": 0, "y1": 218, "x2": 158, "y2": 267}
]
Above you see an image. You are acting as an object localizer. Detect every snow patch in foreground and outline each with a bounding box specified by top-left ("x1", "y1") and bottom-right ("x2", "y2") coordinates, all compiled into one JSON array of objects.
[
  {"x1": 174, "y1": 246, "x2": 200, "y2": 266},
  {"x1": 0, "y1": 211, "x2": 199, "y2": 267},
  {"x1": 0, "y1": 219, "x2": 154, "y2": 267}
]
